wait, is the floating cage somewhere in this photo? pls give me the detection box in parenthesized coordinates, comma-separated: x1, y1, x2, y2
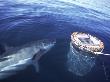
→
(71, 32, 104, 56)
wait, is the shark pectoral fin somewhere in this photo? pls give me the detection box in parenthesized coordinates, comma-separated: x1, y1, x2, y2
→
(31, 49, 46, 73)
(31, 60, 39, 72)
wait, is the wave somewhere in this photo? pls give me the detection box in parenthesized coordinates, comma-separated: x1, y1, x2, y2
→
(0, 0, 110, 39)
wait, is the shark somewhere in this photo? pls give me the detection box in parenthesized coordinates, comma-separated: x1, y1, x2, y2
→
(0, 39, 56, 79)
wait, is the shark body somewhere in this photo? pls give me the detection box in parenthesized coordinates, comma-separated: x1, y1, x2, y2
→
(0, 39, 55, 79)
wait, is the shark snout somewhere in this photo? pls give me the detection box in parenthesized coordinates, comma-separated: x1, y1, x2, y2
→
(41, 39, 56, 50)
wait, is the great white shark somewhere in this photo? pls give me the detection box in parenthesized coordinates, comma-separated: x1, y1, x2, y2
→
(0, 39, 56, 79)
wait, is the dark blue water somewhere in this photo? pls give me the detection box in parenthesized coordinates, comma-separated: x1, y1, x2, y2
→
(0, 0, 110, 82)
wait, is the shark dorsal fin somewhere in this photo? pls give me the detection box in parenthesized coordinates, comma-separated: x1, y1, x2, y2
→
(0, 43, 13, 55)
(0, 44, 6, 55)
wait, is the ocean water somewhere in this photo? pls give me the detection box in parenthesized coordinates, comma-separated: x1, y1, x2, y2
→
(0, 0, 110, 82)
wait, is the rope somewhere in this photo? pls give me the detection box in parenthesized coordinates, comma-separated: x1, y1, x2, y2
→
(94, 52, 110, 56)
